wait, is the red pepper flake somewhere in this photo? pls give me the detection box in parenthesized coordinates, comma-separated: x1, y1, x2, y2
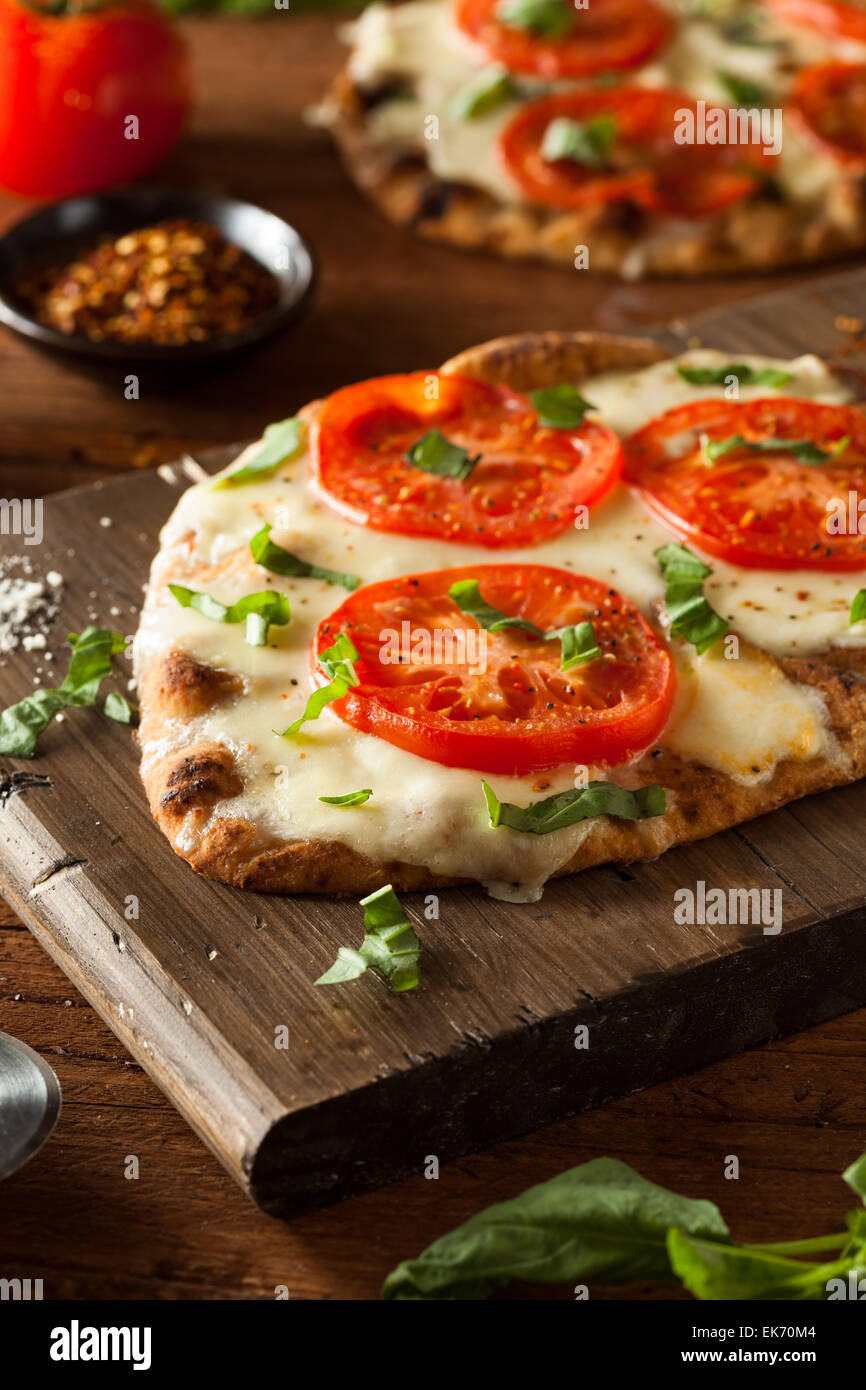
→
(15, 218, 279, 347)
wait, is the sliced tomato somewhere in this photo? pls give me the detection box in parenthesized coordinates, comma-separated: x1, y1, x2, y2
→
(454, 0, 671, 79)
(314, 565, 675, 775)
(624, 398, 866, 570)
(312, 372, 622, 548)
(768, 0, 866, 42)
(790, 62, 866, 167)
(499, 88, 774, 215)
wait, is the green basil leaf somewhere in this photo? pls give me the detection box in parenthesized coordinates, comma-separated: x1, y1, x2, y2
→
(279, 632, 359, 736)
(318, 788, 373, 807)
(540, 114, 616, 168)
(448, 578, 542, 636)
(844, 1150, 866, 1203)
(704, 433, 840, 465)
(550, 620, 601, 671)
(717, 70, 767, 105)
(405, 429, 480, 480)
(249, 523, 360, 590)
(317, 884, 421, 993)
(104, 691, 137, 724)
(676, 362, 793, 388)
(451, 64, 516, 120)
(382, 1157, 729, 1300)
(655, 542, 728, 655)
(448, 579, 601, 672)
(483, 778, 666, 835)
(668, 1229, 866, 1301)
(168, 584, 290, 646)
(850, 590, 866, 625)
(495, 0, 573, 37)
(213, 418, 305, 489)
(0, 626, 126, 758)
(530, 383, 597, 429)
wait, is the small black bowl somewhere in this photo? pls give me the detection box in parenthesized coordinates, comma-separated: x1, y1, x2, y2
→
(0, 188, 315, 365)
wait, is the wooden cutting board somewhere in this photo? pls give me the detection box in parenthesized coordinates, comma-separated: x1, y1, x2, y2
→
(4, 268, 866, 1219)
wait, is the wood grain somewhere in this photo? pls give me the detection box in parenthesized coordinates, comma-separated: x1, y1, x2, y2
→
(3, 273, 866, 1224)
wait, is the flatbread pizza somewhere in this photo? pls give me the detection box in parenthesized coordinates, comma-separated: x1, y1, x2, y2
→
(322, 0, 866, 276)
(134, 330, 866, 903)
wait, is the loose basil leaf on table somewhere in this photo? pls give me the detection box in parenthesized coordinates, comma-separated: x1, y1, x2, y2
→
(0, 626, 126, 758)
(382, 1157, 730, 1299)
(317, 884, 421, 993)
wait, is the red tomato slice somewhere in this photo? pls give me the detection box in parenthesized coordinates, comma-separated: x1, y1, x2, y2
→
(790, 62, 866, 167)
(499, 89, 773, 215)
(624, 398, 866, 570)
(314, 565, 675, 775)
(312, 372, 623, 548)
(769, 0, 866, 42)
(454, 0, 671, 79)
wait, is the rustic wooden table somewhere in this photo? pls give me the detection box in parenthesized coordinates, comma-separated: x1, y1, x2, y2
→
(0, 12, 864, 1301)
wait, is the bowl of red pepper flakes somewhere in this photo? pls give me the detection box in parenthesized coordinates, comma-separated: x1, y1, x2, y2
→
(0, 189, 315, 365)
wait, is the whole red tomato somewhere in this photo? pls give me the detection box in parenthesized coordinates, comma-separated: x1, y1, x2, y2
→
(0, 0, 191, 197)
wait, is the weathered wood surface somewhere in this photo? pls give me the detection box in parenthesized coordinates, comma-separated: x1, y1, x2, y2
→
(2, 271, 866, 1219)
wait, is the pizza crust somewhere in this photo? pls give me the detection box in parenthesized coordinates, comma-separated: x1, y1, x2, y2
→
(136, 330, 866, 895)
(328, 67, 866, 278)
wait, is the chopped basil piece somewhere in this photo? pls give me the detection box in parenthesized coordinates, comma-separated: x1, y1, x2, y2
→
(555, 620, 602, 671)
(451, 64, 516, 120)
(104, 691, 137, 724)
(676, 362, 793, 388)
(169, 584, 290, 647)
(249, 523, 360, 590)
(703, 433, 843, 465)
(531, 382, 597, 429)
(449, 579, 601, 673)
(482, 779, 666, 835)
(540, 114, 616, 168)
(405, 429, 480, 480)
(318, 788, 373, 807)
(717, 71, 767, 106)
(278, 632, 360, 736)
(495, 0, 573, 37)
(0, 626, 126, 758)
(851, 590, 866, 625)
(655, 543, 728, 655)
(316, 884, 421, 992)
(449, 578, 542, 636)
(213, 417, 305, 489)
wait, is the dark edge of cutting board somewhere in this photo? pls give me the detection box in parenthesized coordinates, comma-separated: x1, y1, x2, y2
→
(2, 268, 866, 1218)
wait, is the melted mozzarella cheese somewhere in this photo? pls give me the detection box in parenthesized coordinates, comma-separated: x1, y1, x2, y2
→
(135, 351, 856, 900)
(344, 0, 864, 208)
